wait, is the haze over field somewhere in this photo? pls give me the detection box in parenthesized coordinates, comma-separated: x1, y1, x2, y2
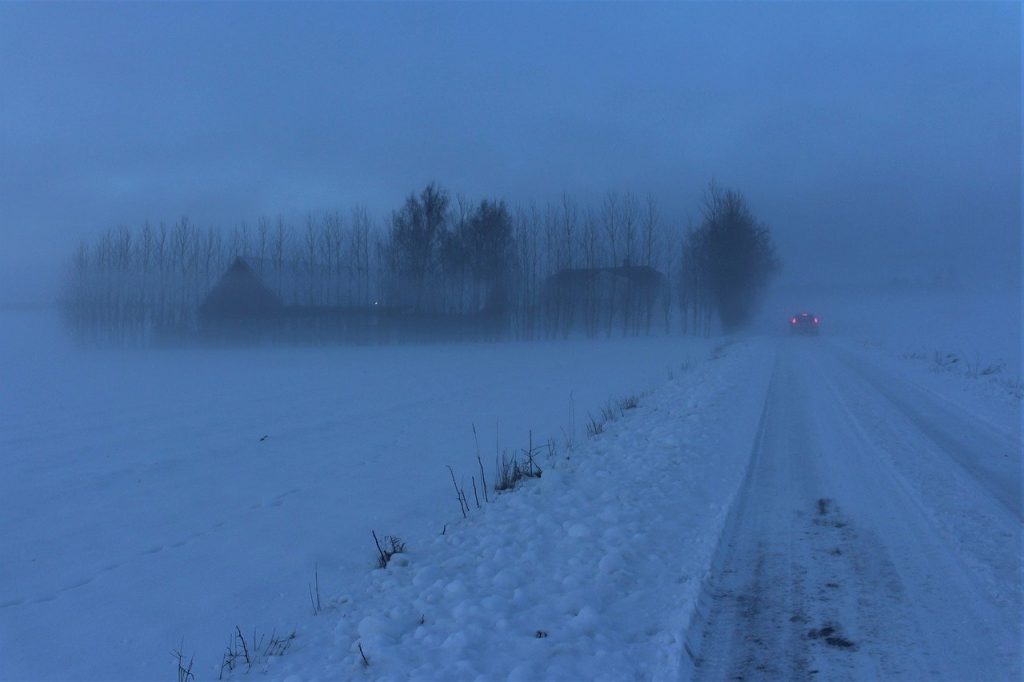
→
(1, 1, 1020, 304)
(1, 3, 1020, 681)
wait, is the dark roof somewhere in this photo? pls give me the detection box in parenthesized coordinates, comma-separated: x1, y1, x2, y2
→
(548, 265, 665, 285)
(199, 257, 282, 317)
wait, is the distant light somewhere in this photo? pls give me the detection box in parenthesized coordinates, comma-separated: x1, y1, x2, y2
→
(791, 317, 797, 324)
(813, 317, 819, 324)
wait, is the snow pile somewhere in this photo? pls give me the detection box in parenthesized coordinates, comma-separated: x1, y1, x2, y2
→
(268, 342, 775, 681)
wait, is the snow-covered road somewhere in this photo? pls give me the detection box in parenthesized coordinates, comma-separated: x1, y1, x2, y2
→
(690, 340, 1021, 680)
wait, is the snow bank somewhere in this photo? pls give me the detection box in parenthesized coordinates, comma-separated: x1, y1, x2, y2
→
(266, 342, 775, 681)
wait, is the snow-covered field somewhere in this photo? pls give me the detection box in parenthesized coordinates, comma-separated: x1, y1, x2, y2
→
(0, 310, 711, 681)
(1, 289, 1020, 681)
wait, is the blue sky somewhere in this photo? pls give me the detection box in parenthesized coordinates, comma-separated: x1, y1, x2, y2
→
(1, 1, 1019, 302)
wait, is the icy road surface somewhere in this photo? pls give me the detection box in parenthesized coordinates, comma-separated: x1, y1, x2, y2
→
(689, 341, 1021, 680)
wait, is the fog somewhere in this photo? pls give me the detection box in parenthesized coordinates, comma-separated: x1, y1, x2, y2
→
(1, 2, 1019, 306)
(2, 5, 1022, 680)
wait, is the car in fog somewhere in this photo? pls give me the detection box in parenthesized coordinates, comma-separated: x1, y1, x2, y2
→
(789, 312, 820, 335)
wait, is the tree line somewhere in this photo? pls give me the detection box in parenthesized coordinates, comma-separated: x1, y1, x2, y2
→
(60, 182, 779, 343)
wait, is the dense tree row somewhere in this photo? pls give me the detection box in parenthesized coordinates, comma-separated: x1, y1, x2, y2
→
(60, 182, 778, 343)
(680, 184, 780, 333)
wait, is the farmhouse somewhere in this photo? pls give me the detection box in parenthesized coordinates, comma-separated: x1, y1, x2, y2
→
(198, 257, 506, 343)
(199, 257, 283, 319)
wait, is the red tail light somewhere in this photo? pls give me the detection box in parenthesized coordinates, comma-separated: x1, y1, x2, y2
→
(790, 317, 797, 324)
(813, 317, 819, 324)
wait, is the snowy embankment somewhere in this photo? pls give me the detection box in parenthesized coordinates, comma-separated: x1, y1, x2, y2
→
(267, 342, 775, 681)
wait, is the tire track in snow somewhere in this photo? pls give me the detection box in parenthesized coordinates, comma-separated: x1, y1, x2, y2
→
(829, 345, 1021, 520)
(687, 340, 1021, 680)
(814, 344, 1022, 620)
(681, 350, 780, 676)
(689, 351, 872, 680)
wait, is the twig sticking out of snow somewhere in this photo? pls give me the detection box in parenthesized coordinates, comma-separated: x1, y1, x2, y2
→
(372, 530, 406, 569)
(308, 563, 322, 616)
(171, 643, 195, 682)
(358, 643, 370, 667)
(446, 465, 470, 517)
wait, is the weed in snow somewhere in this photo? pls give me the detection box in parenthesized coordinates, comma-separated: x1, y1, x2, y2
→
(494, 432, 545, 492)
(171, 644, 194, 682)
(218, 626, 295, 679)
(372, 530, 406, 569)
